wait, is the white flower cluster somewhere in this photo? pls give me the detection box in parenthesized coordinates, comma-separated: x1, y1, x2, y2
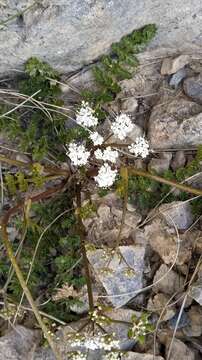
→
(67, 142, 90, 167)
(132, 319, 147, 338)
(105, 352, 121, 360)
(128, 136, 150, 158)
(68, 351, 87, 360)
(111, 113, 134, 140)
(67, 102, 150, 187)
(95, 147, 118, 164)
(76, 101, 98, 128)
(90, 131, 104, 145)
(70, 334, 119, 351)
(94, 163, 117, 188)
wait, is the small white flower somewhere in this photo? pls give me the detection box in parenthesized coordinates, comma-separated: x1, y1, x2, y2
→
(76, 101, 98, 128)
(111, 113, 134, 140)
(94, 163, 117, 188)
(67, 142, 90, 166)
(94, 147, 119, 164)
(128, 136, 150, 158)
(105, 352, 121, 360)
(90, 131, 104, 145)
(70, 351, 87, 360)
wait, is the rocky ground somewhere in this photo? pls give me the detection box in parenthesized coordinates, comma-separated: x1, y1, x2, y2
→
(0, 48, 202, 359)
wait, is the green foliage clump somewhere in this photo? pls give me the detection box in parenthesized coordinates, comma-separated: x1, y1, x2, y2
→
(82, 24, 157, 118)
(128, 146, 202, 214)
(128, 312, 154, 344)
(19, 57, 60, 101)
(0, 58, 72, 161)
(0, 192, 85, 321)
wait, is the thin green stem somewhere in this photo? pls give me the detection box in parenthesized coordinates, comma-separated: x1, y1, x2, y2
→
(76, 184, 94, 312)
(128, 167, 202, 196)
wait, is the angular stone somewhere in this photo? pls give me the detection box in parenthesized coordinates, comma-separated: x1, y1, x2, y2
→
(148, 152, 172, 174)
(165, 338, 195, 360)
(119, 353, 164, 360)
(55, 308, 139, 356)
(171, 150, 186, 171)
(148, 98, 202, 149)
(87, 246, 145, 307)
(0, 326, 39, 360)
(161, 55, 190, 75)
(183, 305, 202, 337)
(169, 68, 188, 89)
(152, 264, 184, 295)
(147, 293, 176, 321)
(183, 75, 202, 105)
(145, 219, 192, 265)
(158, 201, 193, 230)
(83, 196, 141, 247)
(189, 283, 202, 306)
(121, 97, 138, 113)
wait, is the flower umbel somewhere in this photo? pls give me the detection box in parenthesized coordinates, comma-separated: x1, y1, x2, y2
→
(90, 131, 104, 146)
(94, 147, 119, 164)
(128, 136, 150, 158)
(111, 113, 134, 140)
(67, 142, 90, 166)
(94, 163, 117, 188)
(76, 101, 98, 128)
(70, 334, 120, 351)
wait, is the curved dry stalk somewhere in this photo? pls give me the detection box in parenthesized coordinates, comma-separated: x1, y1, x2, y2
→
(0, 222, 62, 360)
(166, 255, 202, 360)
(0, 153, 69, 177)
(13, 208, 73, 323)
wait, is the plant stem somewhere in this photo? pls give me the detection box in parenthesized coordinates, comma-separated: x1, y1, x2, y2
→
(129, 168, 202, 196)
(76, 184, 94, 312)
(0, 153, 69, 176)
(1, 222, 62, 360)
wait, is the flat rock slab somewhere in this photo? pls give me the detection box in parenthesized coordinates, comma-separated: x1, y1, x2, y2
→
(87, 245, 145, 307)
(1, 0, 202, 76)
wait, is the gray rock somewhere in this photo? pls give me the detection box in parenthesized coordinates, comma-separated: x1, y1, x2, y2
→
(35, 311, 163, 360)
(83, 196, 141, 247)
(87, 245, 145, 307)
(119, 353, 164, 360)
(0, 326, 40, 360)
(169, 310, 190, 330)
(121, 97, 138, 113)
(189, 283, 202, 306)
(183, 305, 202, 337)
(55, 308, 138, 357)
(171, 150, 186, 171)
(148, 98, 202, 149)
(145, 218, 192, 265)
(147, 293, 176, 321)
(169, 68, 188, 89)
(158, 201, 193, 230)
(1, 1, 202, 76)
(183, 75, 202, 105)
(161, 55, 190, 75)
(148, 152, 172, 174)
(165, 338, 195, 360)
(152, 264, 184, 295)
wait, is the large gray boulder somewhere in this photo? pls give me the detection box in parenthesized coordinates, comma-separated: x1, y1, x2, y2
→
(0, 0, 202, 76)
(0, 326, 40, 360)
